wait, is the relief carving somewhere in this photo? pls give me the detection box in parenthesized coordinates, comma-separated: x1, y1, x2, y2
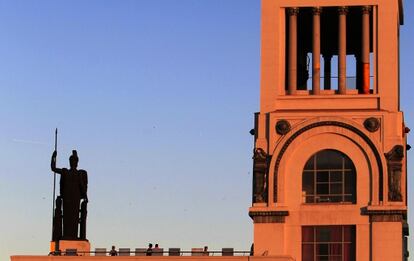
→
(385, 145, 404, 201)
(276, 120, 291, 135)
(253, 148, 269, 203)
(363, 117, 380, 132)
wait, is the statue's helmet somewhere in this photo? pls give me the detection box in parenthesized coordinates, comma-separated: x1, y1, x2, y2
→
(69, 150, 79, 168)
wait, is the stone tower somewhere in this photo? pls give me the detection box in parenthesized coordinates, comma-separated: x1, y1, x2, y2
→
(249, 0, 409, 260)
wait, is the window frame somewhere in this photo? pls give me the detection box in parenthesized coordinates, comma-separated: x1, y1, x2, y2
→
(302, 149, 356, 204)
(302, 225, 356, 261)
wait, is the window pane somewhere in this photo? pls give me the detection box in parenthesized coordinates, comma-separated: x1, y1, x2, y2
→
(317, 196, 331, 203)
(317, 171, 329, 182)
(330, 171, 342, 182)
(343, 243, 355, 261)
(330, 257, 342, 261)
(302, 227, 314, 242)
(304, 156, 315, 170)
(331, 183, 342, 194)
(316, 150, 343, 169)
(317, 244, 328, 255)
(302, 245, 314, 261)
(344, 157, 354, 169)
(343, 226, 354, 242)
(344, 195, 355, 203)
(344, 172, 356, 194)
(329, 195, 342, 203)
(330, 226, 342, 242)
(329, 243, 342, 255)
(303, 173, 315, 194)
(317, 184, 329, 195)
(316, 227, 330, 242)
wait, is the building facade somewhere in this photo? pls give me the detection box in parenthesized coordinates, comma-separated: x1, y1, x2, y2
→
(249, 0, 409, 260)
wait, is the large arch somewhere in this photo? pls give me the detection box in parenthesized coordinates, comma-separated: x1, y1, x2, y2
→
(269, 119, 385, 205)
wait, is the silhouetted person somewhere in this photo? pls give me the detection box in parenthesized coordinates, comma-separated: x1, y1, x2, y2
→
(203, 246, 209, 256)
(154, 244, 160, 250)
(146, 243, 153, 256)
(109, 246, 118, 256)
(51, 150, 88, 240)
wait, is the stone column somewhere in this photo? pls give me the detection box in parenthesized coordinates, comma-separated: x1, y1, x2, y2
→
(288, 8, 299, 95)
(338, 7, 348, 94)
(323, 55, 332, 90)
(362, 6, 371, 94)
(312, 7, 321, 94)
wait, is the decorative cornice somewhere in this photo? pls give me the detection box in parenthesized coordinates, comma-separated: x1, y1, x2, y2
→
(361, 208, 406, 222)
(249, 211, 289, 223)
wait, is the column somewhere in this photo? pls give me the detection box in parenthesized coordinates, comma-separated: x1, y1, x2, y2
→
(312, 7, 321, 94)
(362, 6, 371, 94)
(323, 55, 332, 90)
(338, 7, 348, 94)
(288, 8, 299, 95)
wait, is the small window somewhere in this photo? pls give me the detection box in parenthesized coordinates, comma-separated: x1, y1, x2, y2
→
(302, 150, 356, 203)
(302, 226, 356, 261)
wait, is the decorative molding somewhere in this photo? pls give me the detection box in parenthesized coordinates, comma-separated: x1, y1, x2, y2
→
(273, 121, 384, 203)
(361, 6, 372, 14)
(363, 117, 380, 132)
(385, 145, 404, 201)
(312, 7, 322, 15)
(249, 211, 289, 223)
(361, 208, 406, 222)
(276, 120, 291, 135)
(287, 7, 299, 16)
(338, 6, 349, 15)
(252, 148, 269, 204)
(385, 145, 404, 161)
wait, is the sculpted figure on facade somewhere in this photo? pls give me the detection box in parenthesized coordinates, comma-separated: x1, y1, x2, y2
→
(385, 145, 404, 202)
(253, 148, 269, 203)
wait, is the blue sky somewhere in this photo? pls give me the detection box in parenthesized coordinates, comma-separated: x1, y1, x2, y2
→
(0, 1, 413, 260)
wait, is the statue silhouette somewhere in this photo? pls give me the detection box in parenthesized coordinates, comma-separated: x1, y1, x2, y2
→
(51, 150, 88, 240)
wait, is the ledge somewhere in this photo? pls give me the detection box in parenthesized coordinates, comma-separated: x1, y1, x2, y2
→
(248, 211, 289, 224)
(274, 94, 380, 111)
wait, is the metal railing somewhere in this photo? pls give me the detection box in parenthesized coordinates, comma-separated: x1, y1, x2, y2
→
(48, 249, 252, 257)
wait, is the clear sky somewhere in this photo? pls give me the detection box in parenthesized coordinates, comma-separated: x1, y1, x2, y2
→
(0, 1, 413, 260)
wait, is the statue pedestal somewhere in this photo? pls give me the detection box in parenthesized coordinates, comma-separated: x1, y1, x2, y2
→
(50, 240, 90, 256)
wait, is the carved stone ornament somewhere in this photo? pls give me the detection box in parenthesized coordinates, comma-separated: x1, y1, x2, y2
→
(364, 117, 380, 132)
(338, 6, 349, 15)
(249, 211, 289, 223)
(361, 207, 406, 222)
(361, 6, 372, 14)
(287, 7, 299, 16)
(385, 145, 404, 201)
(252, 148, 269, 203)
(312, 7, 322, 15)
(276, 120, 291, 135)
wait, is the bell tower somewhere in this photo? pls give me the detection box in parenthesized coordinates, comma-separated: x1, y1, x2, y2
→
(249, 0, 408, 260)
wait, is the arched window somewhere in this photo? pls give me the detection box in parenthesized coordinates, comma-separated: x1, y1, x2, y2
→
(302, 150, 356, 203)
